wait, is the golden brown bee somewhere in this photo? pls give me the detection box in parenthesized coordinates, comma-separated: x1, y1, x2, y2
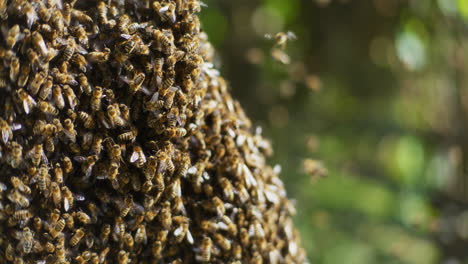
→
(75, 211, 91, 225)
(130, 146, 146, 168)
(118, 127, 137, 142)
(151, 241, 163, 260)
(117, 14, 130, 33)
(62, 84, 78, 110)
(100, 224, 111, 245)
(77, 111, 94, 129)
(19, 227, 34, 254)
(265, 31, 297, 49)
(159, 202, 172, 230)
(134, 224, 147, 244)
(50, 181, 61, 206)
(37, 100, 59, 115)
(62, 156, 73, 175)
(0, 118, 21, 144)
(197, 236, 212, 262)
(117, 250, 129, 264)
(78, 73, 92, 95)
(44, 241, 55, 253)
(63, 213, 75, 230)
(119, 194, 133, 217)
(29, 71, 47, 96)
(218, 177, 234, 202)
(107, 104, 126, 127)
(6, 24, 21, 49)
(71, 9, 93, 24)
(50, 218, 65, 239)
(16, 88, 36, 114)
(9, 56, 20, 83)
(153, 2, 176, 24)
(31, 31, 48, 57)
(29, 143, 46, 167)
(164, 127, 187, 138)
(128, 72, 145, 94)
(302, 158, 328, 181)
(69, 228, 85, 247)
(36, 164, 50, 192)
(87, 48, 110, 63)
(38, 76, 53, 100)
(62, 186, 74, 211)
(5, 243, 14, 261)
(63, 118, 77, 143)
(152, 29, 173, 54)
(13, 209, 32, 221)
(11, 176, 31, 194)
(91, 86, 103, 112)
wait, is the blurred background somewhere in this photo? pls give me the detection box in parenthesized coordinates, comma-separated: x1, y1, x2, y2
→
(199, 0, 468, 263)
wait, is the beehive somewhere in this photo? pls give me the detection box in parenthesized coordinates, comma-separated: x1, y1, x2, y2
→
(0, 0, 306, 263)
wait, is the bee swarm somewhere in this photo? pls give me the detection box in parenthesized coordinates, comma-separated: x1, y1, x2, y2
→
(0, 0, 305, 263)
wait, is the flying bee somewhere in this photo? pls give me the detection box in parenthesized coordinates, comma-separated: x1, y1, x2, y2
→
(62, 85, 78, 110)
(7, 190, 29, 208)
(9, 56, 20, 83)
(38, 76, 53, 100)
(62, 118, 77, 143)
(118, 127, 137, 142)
(29, 71, 47, 96)
(265, 31, 297, 49)
(91, 86, 103, 112)
(302, 159, 328, 182)
(6, 24, 21, 49)
(31, 31, 48, 57)
(69, 228, 85, 247)
(28, 143, 47, 167)
(87, 48, 110, 63)
(50, 182, 61, 206)
(0, 118, 21, 144)
(130, 146, 146, 168)
(37, 100, 58, 115)
(11, 176, 31, 194)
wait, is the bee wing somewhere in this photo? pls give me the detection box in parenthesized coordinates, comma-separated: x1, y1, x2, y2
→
(63, 198, 70, 211)
(2, 129, 9, 143)
(287, 31, 297, 40)
(129, 151, 139, 163)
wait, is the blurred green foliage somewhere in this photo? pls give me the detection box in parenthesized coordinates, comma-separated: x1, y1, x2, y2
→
(200, 0, 468, 263)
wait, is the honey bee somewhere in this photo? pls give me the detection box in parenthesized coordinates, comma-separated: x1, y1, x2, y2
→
(214, 233, 231, 251)
(151, 241, 163, 260)
(62, 186, 74, 211)
(44, 241, 55, 253)
(13, 209, 32, 221)
(77, 155, 98, 178)
(163, 127, 187, 138)
(62, 156, 73, 174)
(50, 181, 61, 206)
(265, 31, 297, 49)
(143, 155, 157, 181)
(119, 194, 133, 217)
(153, 2, 176, 24)
(62, 85, 78, 110)
(6, 24, 21, 49)
(0, 118, 21, 144)
(152, 29, 173, 54)
(100, 224, 111, 245)
(302, 159, 328, 181)
(16, 88, 36, 114)
(77, 111, 94, 129)
(91, 86, 103, 112)
(63, 118, 77, 143)
(37, 100, 59, 115)
(49, 218, 65, 238)
(36, 164, 50, 192)
(77, 73, 92, 95)
(19, 227, 34, 254)
(196, 236, 212, 262)
(117, 250, 129, 264)
(38, 76, 53, 100)
(107, 104, 126, 127)
(5, 243, 14, 261)
(97, 2, 108, 24)
(63, 212, 74, 230)
(69, 228, 85, 247)
(117, 14, 130, 33)
(127, 72, 145, 94)
(118, 127, 137, 142)
(71, 9, 93, 24)
(130, 146, 146, 168)
(75, 211, 91, 225)
(9, 56, 20, 83)
(87, 48, 110, 63)
(28, 71, 47, 96)
(10, 176, 30, 195)
(32, 31, 48, 57)
(218, 177, 234, 202)
(29, 143, 47, 167)
(159, 202, 172, 230)
(134, 224, 147, 244)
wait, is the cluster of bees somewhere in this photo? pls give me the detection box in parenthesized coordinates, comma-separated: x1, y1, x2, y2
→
(0, 0, 305, 263)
